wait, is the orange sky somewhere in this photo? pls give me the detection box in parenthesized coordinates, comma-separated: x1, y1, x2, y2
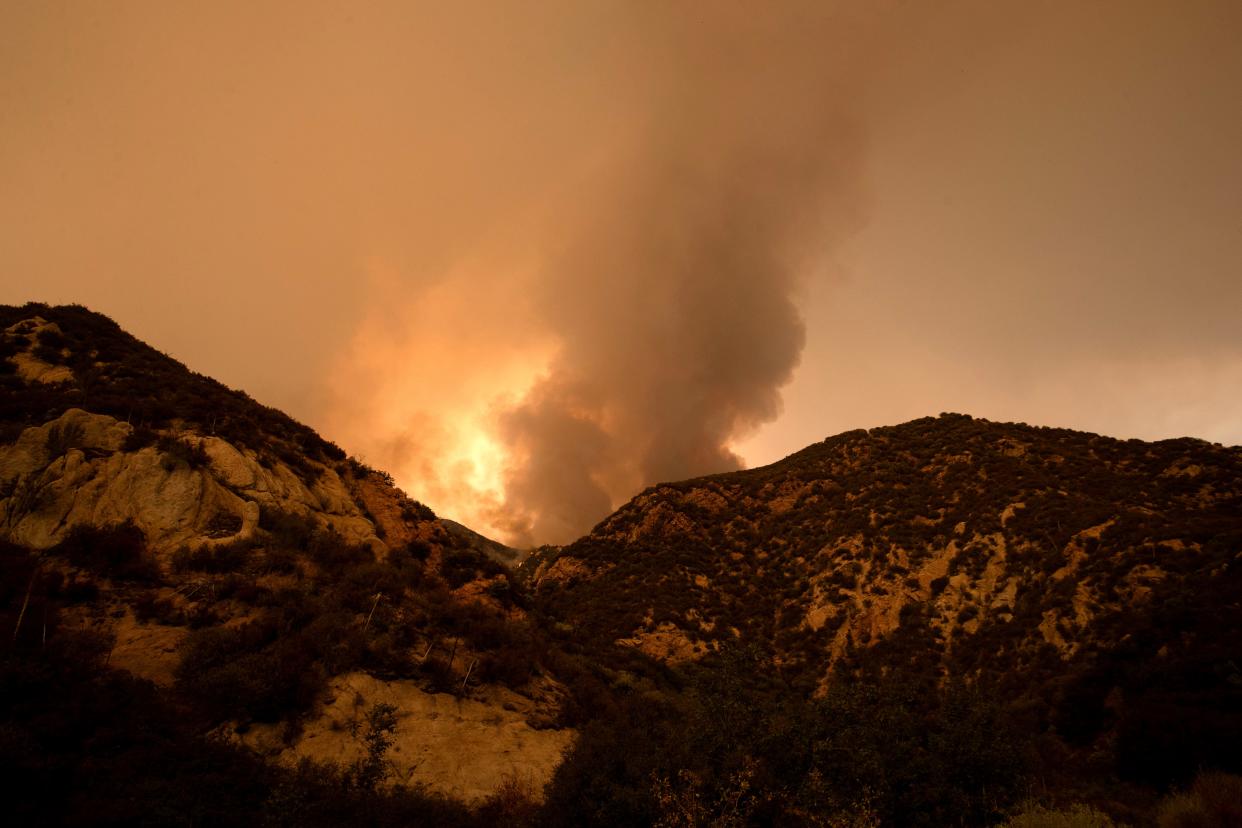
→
(3, 2, 1240, 544)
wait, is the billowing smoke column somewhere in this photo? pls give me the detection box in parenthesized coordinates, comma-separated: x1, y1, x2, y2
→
(309, 4, 899, 547)
(495, 7, 871, 545)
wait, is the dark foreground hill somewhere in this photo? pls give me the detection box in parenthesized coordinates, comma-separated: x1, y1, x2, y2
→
(2, 302, 1239, 826)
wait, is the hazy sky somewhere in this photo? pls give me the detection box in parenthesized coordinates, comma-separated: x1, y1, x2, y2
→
(3, 2, 1240, 544)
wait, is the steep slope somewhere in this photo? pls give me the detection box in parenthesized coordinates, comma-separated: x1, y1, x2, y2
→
(532, 413, 1242, 784)
(443, 518, 527, 568)
(0, 303, 573, 808)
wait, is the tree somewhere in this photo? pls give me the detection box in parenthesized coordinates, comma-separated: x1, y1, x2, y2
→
(346, 702, 399, 792)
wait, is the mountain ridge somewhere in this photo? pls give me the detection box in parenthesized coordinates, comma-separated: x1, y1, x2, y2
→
(3, 302, 1240, 825)
(529, 410, 1242, 790)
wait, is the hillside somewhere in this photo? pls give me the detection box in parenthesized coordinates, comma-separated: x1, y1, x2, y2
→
(3, 303, 1240, 826)
(0, 303, 586, 823)
(531, 413, 1242, 807)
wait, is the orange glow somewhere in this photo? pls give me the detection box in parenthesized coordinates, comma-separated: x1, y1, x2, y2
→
(322, 255, 555, 543)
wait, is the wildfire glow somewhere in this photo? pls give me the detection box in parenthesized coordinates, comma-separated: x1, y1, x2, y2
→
(320, 256, 554, 544)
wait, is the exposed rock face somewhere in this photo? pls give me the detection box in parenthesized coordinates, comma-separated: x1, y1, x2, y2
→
(237, 672, 573, 802)
(0, 408, 384, 554)
(616, 621, 709, 664)
(4, 316, 75, 384)
(531, 554, 600, 588)
(105, 610, 187, 687)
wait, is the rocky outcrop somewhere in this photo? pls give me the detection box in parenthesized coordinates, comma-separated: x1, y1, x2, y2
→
(3, 316, 75, 384)
(236, 671, 574, 802)
(531, 554, 603, 588)
(0, 408, 384, 554)
(616, 621, 709, 664)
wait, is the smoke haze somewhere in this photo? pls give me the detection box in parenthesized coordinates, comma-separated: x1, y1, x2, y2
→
(3, 2, 1241, 545)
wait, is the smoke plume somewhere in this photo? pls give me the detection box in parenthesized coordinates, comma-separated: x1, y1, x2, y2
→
(491, 7, 879, 544)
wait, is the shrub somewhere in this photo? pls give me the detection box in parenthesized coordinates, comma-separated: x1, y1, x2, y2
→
(58, 574, 100, 603)
(259, 545, 300, 575)
(216, 574, 269, 604)
(261, 507, 318, 550)
(46, 420, 86, 460)
(405, 540, 432, 561)
(157, 434, 210, 470)
(122, 424, 158, 451)
(475, 775, 541, 827)
(171, 539, 252, 574)
(133, 591, 178, 624)
(1156, 772, 1242, 828)
(344, 702, 399, 792)
(400, 500, 436, 522)
(204, 510, 243, 539)
(1001, 803, 1117, 827)
(306, 532, 374, 573)
(419, 655, 459, 694)
(479, 647, 535, 688)
(51, 521, 160, 582)
(175, 622, 325, 723)
(440, 548, 504, 590)
(36, 327, 66, 350)
(33, 329, 68, 364)
(269, 441, 324, 484)
(441, 550, 483, 589)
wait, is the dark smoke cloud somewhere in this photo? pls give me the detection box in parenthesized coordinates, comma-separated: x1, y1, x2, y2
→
(495, 7, 878, 544)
